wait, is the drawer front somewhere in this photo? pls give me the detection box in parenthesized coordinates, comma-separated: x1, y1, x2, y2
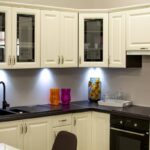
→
(52, 115, 72, 127)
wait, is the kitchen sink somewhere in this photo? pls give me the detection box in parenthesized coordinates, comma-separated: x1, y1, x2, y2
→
(0, 109, 15, 115)
(9, 108, 29, 114)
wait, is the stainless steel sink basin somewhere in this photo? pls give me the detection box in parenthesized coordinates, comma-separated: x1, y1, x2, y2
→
(9, 108, 29, 114)
(0, 109, 15, 115)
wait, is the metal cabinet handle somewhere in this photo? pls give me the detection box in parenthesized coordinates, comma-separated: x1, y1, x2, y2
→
(12, 56, 15, 65)
(58, 56, 60, 64)
(140, 47, 148, 50)
(24, 123, 27, 134)
(8, 56, 11, 65)
(74, 118, 76, 126)
(59, 119, 67, 122)
(20, 124, 23, 134)
(61, 56, 64, 64)
(79, 56, 81, 64)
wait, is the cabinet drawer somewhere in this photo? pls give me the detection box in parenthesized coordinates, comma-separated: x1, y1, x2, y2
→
(52, 115, 72, 127)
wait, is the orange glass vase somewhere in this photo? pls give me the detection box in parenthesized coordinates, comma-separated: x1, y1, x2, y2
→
(50, 88, 60, 105)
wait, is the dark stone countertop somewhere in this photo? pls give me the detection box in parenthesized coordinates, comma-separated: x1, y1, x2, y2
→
(0, 101, 150, 122)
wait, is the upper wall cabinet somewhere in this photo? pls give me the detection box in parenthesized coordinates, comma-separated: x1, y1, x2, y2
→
(41, 10, 78, 68)
(79, 13, 108, 67)
(109, 12, 126, 68)
(0, 7, 40, 69)
(12, 8, 40, 68)
(0, 6, 11, 69)
(126, 8, 150, 51)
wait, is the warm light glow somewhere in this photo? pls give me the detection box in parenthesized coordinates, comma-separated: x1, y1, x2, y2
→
(0, 70, 8, 83)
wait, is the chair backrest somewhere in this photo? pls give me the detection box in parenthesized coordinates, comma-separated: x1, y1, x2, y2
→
(52, 131, 77, 150)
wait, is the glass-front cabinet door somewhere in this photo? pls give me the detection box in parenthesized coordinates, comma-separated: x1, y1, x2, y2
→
(0, 6, 11, 68)
(79, 13, 108, 67)
(12, 8, 40, 68)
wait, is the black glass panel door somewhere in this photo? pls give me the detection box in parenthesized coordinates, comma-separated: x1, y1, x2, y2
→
(0, 13, 5, 62)
(17, 14, 35, 62)
(84, 19, 103, 62)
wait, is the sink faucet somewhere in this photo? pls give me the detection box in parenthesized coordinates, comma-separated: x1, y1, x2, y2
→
(0, 81, 10, 109)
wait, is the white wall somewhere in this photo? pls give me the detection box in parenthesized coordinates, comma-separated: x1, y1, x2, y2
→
(0, 56, 150, 107)
(0, 0, 150, 108)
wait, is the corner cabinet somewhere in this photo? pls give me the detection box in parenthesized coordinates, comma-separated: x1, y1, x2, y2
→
(91, 112, 110, 150)
(109, 12, 126, 68)
(0, 6, 40, 69)
(126, 8, 150, 50)
(79, 13, 108, 67)
(41, 10, 78, 68)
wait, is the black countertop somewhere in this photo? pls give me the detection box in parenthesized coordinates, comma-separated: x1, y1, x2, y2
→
(0, 101, 150, 122)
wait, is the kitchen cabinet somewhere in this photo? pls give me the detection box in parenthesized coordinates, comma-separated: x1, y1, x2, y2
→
(50, 114, 72, 149)
(91, 112, 110, 150)
(109, 12, 126, 68)
(0, 7, 40, 69)
(0, 6, 11, 69)
(126, 8, 150, 51)
(0, 120, 23, 149)
(41, 10, 78, 68)
(12, 7, 40, 68)
(79, 13, 108, 67)
(72, 112, 92, 150)
(0, 118, 49, 150)
(23, 117, 49, 150)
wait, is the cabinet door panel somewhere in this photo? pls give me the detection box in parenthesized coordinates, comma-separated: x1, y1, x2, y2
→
(72, 112, 91, 150)
(41, 11, 60, 68)
(91, 112, 110, 150)
(0, 6, 11, 69)
(24, 118, 49, 150)
(109, 12, 126, 68)
(0, 121, 23, 149)
(12, 8, 40, 68)
(126, 8, 150, 50)
(79, 13, 108, 67)
(60, 12, 78, 67)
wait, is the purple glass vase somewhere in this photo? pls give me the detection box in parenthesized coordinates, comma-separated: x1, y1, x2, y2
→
(61, 88, 71, 105)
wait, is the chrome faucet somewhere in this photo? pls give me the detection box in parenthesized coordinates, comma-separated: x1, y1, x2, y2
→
(0, 81, 10, 109)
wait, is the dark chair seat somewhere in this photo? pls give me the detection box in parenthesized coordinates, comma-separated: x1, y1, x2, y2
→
(52, 131, 77, 150)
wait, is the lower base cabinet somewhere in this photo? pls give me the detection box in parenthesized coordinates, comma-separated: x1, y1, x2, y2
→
(91, 112, 110, 150)
(23, 118, 49, 150)
(50, 114, 73, 149)
(0, 118, 49, 150)
(0, 111, 110, 150)
(0, 121, 23, 149)
(72, 112, 92, 150)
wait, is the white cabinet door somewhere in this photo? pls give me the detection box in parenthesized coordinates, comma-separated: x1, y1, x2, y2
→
(0, 121, 23, 149)
(72, 112, 92, 150)
(126, 8, 150, 50)
(24, 118, 49, 150)
(0, 6, 11, 69)
(79, 13, 108, 67)
(12, 8, 40, 68)
(60, 12, 78, 67)
(41, 10, 60, 68)
(91, 112, 110, 150)
(109, 12, 126, 68)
